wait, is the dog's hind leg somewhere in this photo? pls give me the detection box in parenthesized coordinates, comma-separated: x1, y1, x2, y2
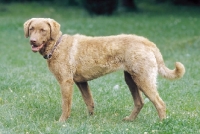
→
(76, 82, 94, 115)
(123, 71, 144, 121)
(133, 72, 166, 121)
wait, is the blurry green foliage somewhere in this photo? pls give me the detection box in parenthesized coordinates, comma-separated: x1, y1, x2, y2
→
(82, 0, 118, 15)
(156, 0, 200, 5)
(0, 0, 199, 15)
(0, 0, 80, 6)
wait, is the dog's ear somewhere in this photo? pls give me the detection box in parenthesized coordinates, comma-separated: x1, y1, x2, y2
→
(47, 18, 60, 40)
(24, 18, 35, 38)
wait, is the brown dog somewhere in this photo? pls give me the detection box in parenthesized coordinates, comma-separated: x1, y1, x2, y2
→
(24, 18, 185, 122)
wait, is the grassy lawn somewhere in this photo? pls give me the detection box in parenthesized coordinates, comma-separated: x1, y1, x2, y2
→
(0, 2, 200, 134)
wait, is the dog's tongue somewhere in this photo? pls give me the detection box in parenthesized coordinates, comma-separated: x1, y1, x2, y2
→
(31, 44, 44, 52)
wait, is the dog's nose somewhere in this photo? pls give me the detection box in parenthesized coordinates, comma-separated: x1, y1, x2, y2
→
(30, 38, 36, 44)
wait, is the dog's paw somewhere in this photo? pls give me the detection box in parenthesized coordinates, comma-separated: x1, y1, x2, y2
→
(59, 115, 70, 122)
(59, 117, 66, 122)
(123, 116, 133, 122)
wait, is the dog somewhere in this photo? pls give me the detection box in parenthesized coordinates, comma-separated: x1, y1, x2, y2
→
(24, 18, 185, 122)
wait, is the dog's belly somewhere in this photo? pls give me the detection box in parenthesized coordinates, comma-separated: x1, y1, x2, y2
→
(73, 63, 124, 82)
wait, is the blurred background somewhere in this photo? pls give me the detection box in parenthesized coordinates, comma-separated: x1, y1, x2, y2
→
(0, 0, 200, 15)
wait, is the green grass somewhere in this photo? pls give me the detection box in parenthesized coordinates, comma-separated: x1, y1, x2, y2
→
(0, 2, 200, 134)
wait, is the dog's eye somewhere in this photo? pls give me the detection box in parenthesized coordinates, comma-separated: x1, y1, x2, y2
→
(40, 29, 46, 32)
(29, 27, 34, 31)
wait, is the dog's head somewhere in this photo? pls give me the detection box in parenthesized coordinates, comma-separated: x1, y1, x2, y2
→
(24, 18, 60, 52)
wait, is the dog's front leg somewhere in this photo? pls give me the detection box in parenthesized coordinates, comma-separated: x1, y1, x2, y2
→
(58, 79, 74, 122)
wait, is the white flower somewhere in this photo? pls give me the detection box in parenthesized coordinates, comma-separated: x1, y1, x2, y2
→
(113, 84, 120, 90)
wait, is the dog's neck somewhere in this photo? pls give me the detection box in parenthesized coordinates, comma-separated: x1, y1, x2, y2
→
(39, 32, 62, 59)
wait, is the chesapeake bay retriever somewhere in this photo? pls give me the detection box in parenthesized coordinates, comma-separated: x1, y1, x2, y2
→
(24, 18, 185, 122)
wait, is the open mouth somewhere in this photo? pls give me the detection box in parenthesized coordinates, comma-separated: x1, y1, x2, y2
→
(31, 44, 44, 52)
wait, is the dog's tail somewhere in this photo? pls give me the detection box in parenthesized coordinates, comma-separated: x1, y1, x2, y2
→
(153, 46, 185, 80)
